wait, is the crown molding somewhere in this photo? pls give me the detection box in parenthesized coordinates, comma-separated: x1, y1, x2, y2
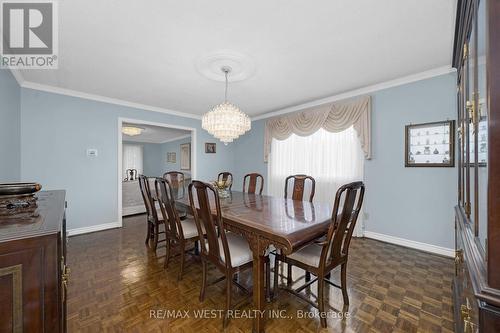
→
(251, 65, 457, 121)
(20, 81, 202, 120)
(9, 68, 24, 86)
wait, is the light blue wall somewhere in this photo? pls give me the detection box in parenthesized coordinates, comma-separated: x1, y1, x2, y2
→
(161, 136, 192, 177)
(233, 119, 267, 192)
(20, 88, 235, 230)
(233, 73, 457, 249)
(0, 69, 21, 181)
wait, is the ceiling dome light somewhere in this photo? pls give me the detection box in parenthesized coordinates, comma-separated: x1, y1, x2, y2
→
(122, 126, 144, 136)
(202, 67, 251, 145)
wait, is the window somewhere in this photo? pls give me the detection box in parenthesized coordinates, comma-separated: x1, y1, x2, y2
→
(268, 127, 364, 235)
(122, 144, 143, 178)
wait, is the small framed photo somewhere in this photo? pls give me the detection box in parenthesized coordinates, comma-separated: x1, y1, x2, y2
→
(166, 152, 176, 163)
(205, 142, 216, 154)
(405, 120, 455, 167)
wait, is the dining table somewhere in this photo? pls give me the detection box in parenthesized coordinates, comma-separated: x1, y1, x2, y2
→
(175, 190, 333, 333)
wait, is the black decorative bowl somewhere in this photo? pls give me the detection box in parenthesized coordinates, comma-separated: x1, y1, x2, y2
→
(0, 183, 42, 196)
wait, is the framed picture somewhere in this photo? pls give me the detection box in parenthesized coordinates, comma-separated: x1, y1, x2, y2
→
(166, 152, 176, 163)
(205, 142, 216, 154)
(405, 120, 455, 167)
(180, 143, 191, 170)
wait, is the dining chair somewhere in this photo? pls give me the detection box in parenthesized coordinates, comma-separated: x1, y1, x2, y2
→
(155, 177, 204, 280)
(188, 180, 253, 328)
(138, 175, 165, 251)
(217, 172, 233, 190)
(243, 173, 264, 194)
(274, 181, 365, 328)
(163, 171, 188, 220)
(284, 174, 316, 202)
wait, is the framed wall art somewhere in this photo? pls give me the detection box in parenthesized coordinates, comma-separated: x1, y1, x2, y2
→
(180, 143, 191, 170)
(405, 120, 455, 167)
(166, 152, 176, 163)
(205, 142, 216, 154)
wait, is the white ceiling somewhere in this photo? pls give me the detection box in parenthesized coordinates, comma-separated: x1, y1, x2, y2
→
(122, 123, 190, 144)
(19, 0, 457, 118)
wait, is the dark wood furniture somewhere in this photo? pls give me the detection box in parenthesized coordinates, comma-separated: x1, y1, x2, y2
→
(0, 190, 67, 332)
(163, 171, 188, 219)
(217, 172, 233, 190)
(155, 178, 203, 280)
(453, 0, 500, 331)
(284, 174, 316, 202)
(275, 182, 364, 328)
(176, 191, 333, 332)
(138, 175, 165, 250)
(243, 173, 264, 195)
(188, 181, 253, 328)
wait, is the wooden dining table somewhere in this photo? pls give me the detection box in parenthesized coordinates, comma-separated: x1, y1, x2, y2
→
(175, 191, 333, 333)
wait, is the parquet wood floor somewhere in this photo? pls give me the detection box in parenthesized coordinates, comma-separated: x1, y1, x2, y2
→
(67, 214, 455, 332)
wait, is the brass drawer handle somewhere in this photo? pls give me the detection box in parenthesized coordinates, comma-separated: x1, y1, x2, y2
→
(61, 265, 70, 302)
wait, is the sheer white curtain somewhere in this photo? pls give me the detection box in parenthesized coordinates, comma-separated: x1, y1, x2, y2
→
(122, 144, 143, 179)
(268, 126, 365, 236)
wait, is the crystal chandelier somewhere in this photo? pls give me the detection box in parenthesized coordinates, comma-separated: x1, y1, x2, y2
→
(202, 67, 251, 145)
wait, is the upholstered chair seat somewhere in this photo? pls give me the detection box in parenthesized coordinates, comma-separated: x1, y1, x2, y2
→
(287, 243, 323, 267)
(219, 232, 253, 267)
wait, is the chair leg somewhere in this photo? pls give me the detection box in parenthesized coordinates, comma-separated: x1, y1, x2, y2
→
(318, 275, 327, 328)
(164, 239, 171, 268)
(265, 258, 271, 302)
(145, 221, 150, 245)
(305, 271, 311, 282)
(152, 223, 159, 250)
(341, 263, 349, 306)
(223, 273, 232, 328)
(194, 240, 199, 255)
(178, 241, 186, 281)
(273, 254, 279, 298)
(287, 262, 292, 287)
(199, 260, 207, 302)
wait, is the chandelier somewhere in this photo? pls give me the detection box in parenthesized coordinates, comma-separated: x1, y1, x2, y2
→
(122, 126, 144, 136)
(202, 67, 251, 145)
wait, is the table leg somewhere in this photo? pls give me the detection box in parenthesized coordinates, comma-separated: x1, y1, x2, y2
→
(252, 250, 266, 333)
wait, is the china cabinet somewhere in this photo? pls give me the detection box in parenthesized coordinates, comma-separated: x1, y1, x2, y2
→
(452, 0, 500, 331)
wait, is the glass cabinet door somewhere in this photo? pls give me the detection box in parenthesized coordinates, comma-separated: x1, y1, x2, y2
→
(476, 0, 488, 252)
(465, 12, 476, 225)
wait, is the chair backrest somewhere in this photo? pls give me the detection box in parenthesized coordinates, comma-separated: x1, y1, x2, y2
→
(243, 173, 264, 194)
(321, 181, 365, 266)
(163, 171, 186, 198)
(284, 174, 316, 202)
(138, 175, 158, 222)
(217, 172, 233, 190)
(188, 180, 232, 268)
(155, 177, 183, 239)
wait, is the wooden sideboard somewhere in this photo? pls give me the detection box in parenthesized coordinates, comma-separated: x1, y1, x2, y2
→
(452, 0, 500, 332)
(0, 190, 67, 333)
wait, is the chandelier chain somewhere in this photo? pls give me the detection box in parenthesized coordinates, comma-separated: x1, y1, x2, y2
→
(224, 68, 228, 102)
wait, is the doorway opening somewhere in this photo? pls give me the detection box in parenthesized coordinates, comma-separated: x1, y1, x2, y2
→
(117, 118, 196, 226)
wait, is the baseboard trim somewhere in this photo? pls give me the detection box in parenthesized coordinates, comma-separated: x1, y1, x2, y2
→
(122, 205, 145, 216)
(68, 222, 121, 236)
(363, 231, 454, 258)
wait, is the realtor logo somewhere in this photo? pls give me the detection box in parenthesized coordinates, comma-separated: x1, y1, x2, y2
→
(1, 0, 58, 68)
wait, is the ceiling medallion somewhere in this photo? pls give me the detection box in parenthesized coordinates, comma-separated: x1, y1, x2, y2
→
(195, 50, 256, 82)
(202, 66, 251, 145)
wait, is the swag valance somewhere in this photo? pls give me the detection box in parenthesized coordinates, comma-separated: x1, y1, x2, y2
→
(264, 96, 371, 162)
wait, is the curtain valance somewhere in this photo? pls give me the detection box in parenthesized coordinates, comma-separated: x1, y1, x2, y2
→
(264, 96, 371, 162)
